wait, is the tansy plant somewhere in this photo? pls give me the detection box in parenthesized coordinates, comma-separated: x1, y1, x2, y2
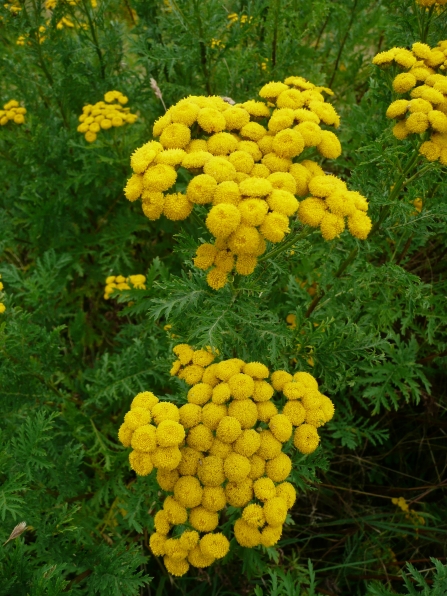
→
(77, 90, 138, 143)
(124, 76, 372, 290)
(118, 344, 334, 577)
(104, 274, 146, 300)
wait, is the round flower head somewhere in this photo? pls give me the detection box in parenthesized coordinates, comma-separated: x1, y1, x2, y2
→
(242, 503, 265, 528)
(130, 141, 160, 174)
(267, 190, 299, 217)
(269, 414, 293, 442)
(258, 134, 275, 155)
(257, 401, 278, 424)
(238, 198, 269, 226)
(393, 73, 417, 94)
(224, 452, 251, 482)
(216, 359, 244, 381)
(156, 468, 179, 491)
(124, 173, 144, 202)
(164, 537, 189, 561)
(207, 268, 229, 291)
(178, 530, 200, 552)
(187, 174, 217, 205)
(124, 407, 151, 431)
(209, 437, 233, 459)
(152, 446, 182, 470)
(187, 424, 214, 451)
(317, 130, 342, 159)
(238, 140, 263, 162)
(153, 112, 172, 137)
(228, 224, 261, 255)
(163, 496, 188, 525)
(206, 203, 241, 238)
(174, 475, 203, 508)
(308, 101, 339, 126)
(268, 108, 295, 132)
(262, 152, 293, 174)
(182, 150, 213, 169)
(283, 400, 306, 426)
(160, 123, 191, 149)
(240, 122, 268, 142)
(224, 106, 250, 130)
(235, 254, 257, 275)
(288, 163, 310, 196)
(297, 197, 327, 227)
(156, 420, 185, 447)
(188, 545, 215, 569)
(266, 452, 292, 483)
(164, 556, 189, 577)
(204, 156, 237, 183)
(173, 343, 194, 364)
(260, 212, 289, 243)
(193, 348, 216, 367)
(272, 128, 305, 158)
(151, 402, 180, 424)
(242, 362, 269, 379)
(386, 99, 409, 119)
(225, 478, 254, 507)
(268, 171, 297, 194)
(294, 424, 320, 454)
(129, 450, 153, 476)
(239, 177, 273, 197)
(201, 363, 220, 388)
(295, 121, 322, 146)
(419, 141, 441, 162)
(412, 42, 431, 60)
(406, 112, 429, 133)
(252, 380, 275, 403)
(294, 108, 320, 124)
(228, 373, 255, 399)
(216, 416, 242, 443)
(131, 424, 157, 452)
(143, 164, 177, 192)
(187, 383, 213, 405)
(257, 429, 283, 459)
(260, 81, 289, 100)
(118, 423, 133, 447)
(264, 497, 288, 527)
(271, 370, 293, 391)
(206, 132, 238, 156)
(163, 193, 193, 221)
(305, 408, 326, 427)
(200, 533, 229, 560)
(177, 446, 202, 476)
(276, 481, 297, 509)
(179, 403, 202, 428)
(170, 100, 200, 126)
(242, 99, 271, 118)
(202, 403, 227, 430)
(130, 391, 159, 410)
(309, 175, 344, 197)
(189, 506, 219, 532)
(202, 486, 227, 512)
(233, 429, 261, 457)
(154, 510, 171, 535)
(194, 243, 218, 270)
(213, 250, 234, 273)
(253, 477, 277, 502)
(347, 211, 372, 239)
(179, 364, 204, 385)
(213, 180, 241, 206)
(428, 111, 447, 133)
(320, 211, 344, 240)
(197, 107, 226, 133)
(249, 454, 266, 480)
(150, 532, 167, 556)
(228, 399, 258, 429)
(260, 524, 283, 547)
(211, 382, 231, 405)
(276, 88, 304, 109)
(234, 518, 262, 547)
(320, 395, 335, 422)
(197, 455, 225, 487)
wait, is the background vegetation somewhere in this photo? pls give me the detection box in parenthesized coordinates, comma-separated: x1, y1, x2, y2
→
(0, 0, 446, 594)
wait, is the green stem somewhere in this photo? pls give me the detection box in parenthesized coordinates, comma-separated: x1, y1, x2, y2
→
(328, 0, 358, 88)
(271, 0, 281, 69)
(192, 0, 211, 94)
(81, 0, 106, 79)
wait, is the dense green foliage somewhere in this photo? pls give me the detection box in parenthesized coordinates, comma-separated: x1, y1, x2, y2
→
(0, 0, 446, 594)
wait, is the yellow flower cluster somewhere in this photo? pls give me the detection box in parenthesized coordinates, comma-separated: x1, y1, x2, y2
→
(118, 343, 335, 577)
(373, 41, 447, 165)
(104, 274, 146, 300)
(227, 13, 253, 25)
(416, 0, 447, 6)
(0, 275, 5, 314)
(124, 77, 372, 290)
(77, 91, 137, 143)
(0, 100, 26, 126)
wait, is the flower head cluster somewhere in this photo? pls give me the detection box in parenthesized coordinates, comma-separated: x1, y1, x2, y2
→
(373, 40, 447, 165)
(0, 275, 5, 314)
(0, 100, 26, 126)
(77, 91, 137, 143)
(118, 343, 335, 577)
(125, 77, 372, 290)
(104, 274, 146, 300)
(416, 0, 447, 7)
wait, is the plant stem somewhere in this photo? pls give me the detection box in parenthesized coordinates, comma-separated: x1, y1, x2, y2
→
(328, 0, 358, 88)
(192, 0, 211, 94)
(81, 0, 106, 79)
(271, 0, 281, 69)
(258, 227, 311, 263)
